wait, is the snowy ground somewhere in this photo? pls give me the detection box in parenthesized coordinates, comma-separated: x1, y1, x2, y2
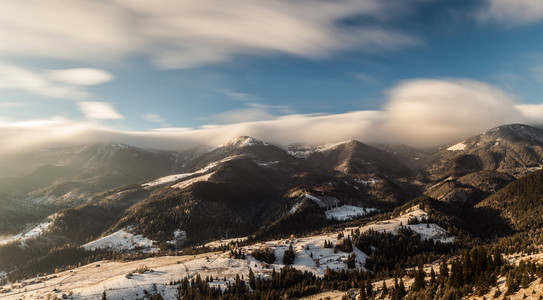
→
(83, 229, 158, 252)
(0, 206, 453, 299)
(142, 161, 217, 188)
(325, 205, 377, 221)
(342, 205, 454, 243)
(0, 219, 52, 246)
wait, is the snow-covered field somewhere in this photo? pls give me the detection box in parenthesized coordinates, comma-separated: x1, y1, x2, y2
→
(343, 205, 454, 243)
(325, 205, 377, 221)
(0, 206, 453, 299)
(83, 229, 158, 252)
(0, 219, 52, 246)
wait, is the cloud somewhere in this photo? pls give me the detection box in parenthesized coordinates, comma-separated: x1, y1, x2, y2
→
(223, 90, 264, 101)
(143, 113, 171, 127)
(48, 68, 114, 86)
(0, 63, 112, 100)
(78, 102, 124, 120)
(1, 78, 542, 153)
(516, 103, 543, 125)
(478, 0, 543, 25)
(0, 0, 420, 68)
(382, 79, 524, 145)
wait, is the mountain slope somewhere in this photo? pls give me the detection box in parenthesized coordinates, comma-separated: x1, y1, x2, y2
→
(476, 169, 543, 232)
(427, 124, 543, 180)
(307, 140, 413, 177)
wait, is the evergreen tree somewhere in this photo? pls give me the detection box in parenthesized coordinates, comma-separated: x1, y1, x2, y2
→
(380, 280, 388, 299)
(359, 280, 367, 300)
(102, 291, 107, 300)
(412, 263, 426, 291)
(366, 280, 373, 298)
(248, 268, 256, 289)
(283, 245, 295, 265)
(347, 253, 356, 269)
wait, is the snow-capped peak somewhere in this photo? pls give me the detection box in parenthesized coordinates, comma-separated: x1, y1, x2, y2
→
(220, 136, 269, 148)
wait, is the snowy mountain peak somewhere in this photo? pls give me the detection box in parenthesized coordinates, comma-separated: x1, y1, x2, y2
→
(220, 136, 269, 148)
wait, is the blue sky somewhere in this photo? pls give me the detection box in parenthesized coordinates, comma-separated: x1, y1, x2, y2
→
(0, 0, 543, 149)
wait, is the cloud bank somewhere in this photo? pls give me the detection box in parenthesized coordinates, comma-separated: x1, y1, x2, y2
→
(0, 78, 539, 153)
(0, 0, 419, 69)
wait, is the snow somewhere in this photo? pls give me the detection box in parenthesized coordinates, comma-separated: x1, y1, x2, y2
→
(0, 206, 454, 299)
(204, 237, 248, 248)
(0, 219, 52, 246)
(285, 145, 317, 159)
(325, 205, 376, 221)
(316, 140, 354, 152)
(343, 206, 454, 243)
(219, 136, 269, 148)
(142, 173, 193, 187)
(167, 229, 187, 245)
(171, 172, 215, 189)
(353, 177, 380, 186)
(285, 140, 354, 158)
(447, 142, 467, 151)
(142, 161, 217, 187)
(290, 202, 302, 214)
(83, 229, 158, 252)
(255, 160, 279, 167)
(305, 194, 325, 207)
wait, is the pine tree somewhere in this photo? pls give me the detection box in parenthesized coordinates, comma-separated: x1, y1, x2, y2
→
(366, 280, 373, 298)
(347, 253, 356, 269)
(102, 291, 107, 300)
(430, 268, 436, 285)
(248, 268, 256, 289)
(398, 278, 407, 299)
(412, 263, 426, 291)
(359, 280, 367, 300)
(380, 280, 388, 299)
(283, 245, 295, 265)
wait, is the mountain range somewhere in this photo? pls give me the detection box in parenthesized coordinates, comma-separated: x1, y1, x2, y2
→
(3, 124, 543, 299)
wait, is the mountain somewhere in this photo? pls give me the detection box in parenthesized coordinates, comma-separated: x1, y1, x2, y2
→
(21, 136, 420, 250)
(0, 144, 205, 234)
(306, 140, 414, 177)
(420, 124, 543, 204)
(425, 170, 515, 205)
(427, 124, 543, 180)
(184, 136, 301, 172)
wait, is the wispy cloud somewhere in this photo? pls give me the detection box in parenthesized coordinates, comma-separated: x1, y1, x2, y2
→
(0, 0, 421, 68)
(223, 90, 264, 101)
(48, 68, 113, 86)
(477, 0, 543, 25)
(78, 102, 124, 120)
(143, 113, 171, 127)
(0, 63, 113, 100)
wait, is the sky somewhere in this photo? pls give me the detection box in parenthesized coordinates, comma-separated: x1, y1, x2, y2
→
(0, 0, 543, 151)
